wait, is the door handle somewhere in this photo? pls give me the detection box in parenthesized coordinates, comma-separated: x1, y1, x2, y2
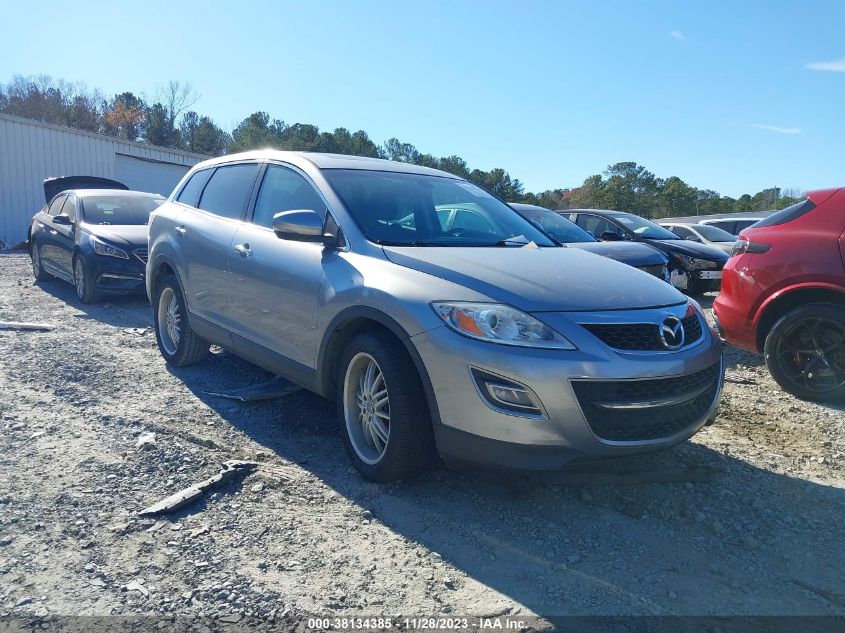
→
(233, 243, 252, 258)
(174, 225, 187, 237)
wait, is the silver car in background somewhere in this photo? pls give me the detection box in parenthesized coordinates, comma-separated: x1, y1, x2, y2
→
(147, 151, 724, 481)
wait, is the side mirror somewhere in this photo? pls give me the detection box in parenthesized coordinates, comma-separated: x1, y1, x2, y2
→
(598, 231, 620, 241)
(685, 235, 700, 242)
(52, 214, 72, 226)
(272, 209, 329, 244)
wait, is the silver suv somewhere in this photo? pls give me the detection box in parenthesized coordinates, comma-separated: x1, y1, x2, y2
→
(147, 151, 723, 481)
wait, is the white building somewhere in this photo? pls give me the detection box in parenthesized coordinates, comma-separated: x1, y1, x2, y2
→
(0, 113, 207, 246)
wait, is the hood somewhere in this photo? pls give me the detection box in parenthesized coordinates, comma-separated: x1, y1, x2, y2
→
(84, 224, 148, 247)
(709, 242, 735, 255)
(645, 238, 729, 262)
(43, 176, 128, 203)
(382, 246, 685, 312)
(568, 241, 667, 267)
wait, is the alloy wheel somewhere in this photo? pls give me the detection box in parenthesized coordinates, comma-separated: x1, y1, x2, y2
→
(157, 287, 182, 356)
(772, 316, 845, 394)
(74, 259, 85, 299)
(343, 352, 391, 464)
(31, 248, 41, 277)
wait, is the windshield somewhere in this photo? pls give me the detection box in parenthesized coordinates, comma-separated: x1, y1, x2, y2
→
(519, 208, 596, 243)
(615, 213, 680, 240)
(694, 224, 737, 241)
(323, 170, 555, 247)
(81, 195, 163, 225)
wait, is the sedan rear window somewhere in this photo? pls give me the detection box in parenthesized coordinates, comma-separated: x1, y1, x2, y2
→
(82, 196, 164, 225)
(752, 199, 816, 228)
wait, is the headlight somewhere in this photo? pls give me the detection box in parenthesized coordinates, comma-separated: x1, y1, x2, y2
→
(431, 302, 576, 349)
(672, 254, 715, 270)
(90, 235, 128, 259)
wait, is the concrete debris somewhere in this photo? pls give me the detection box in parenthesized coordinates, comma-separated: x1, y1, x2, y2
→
(137, 460, 258, 517)
(124, 579, 149, 597)
(123, 327, 150, 336)
(0, 320, 55, 331)
(204, 376, 301, 402)
(136, 432, 157, 450)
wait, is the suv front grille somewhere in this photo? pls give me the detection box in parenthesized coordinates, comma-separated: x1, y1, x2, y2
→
(134, 249, 149, 265)
(581, 313, 702, 351)
(571, 362, 721, 443)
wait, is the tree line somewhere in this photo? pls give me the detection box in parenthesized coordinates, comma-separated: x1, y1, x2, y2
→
(0, 74, 802, 217)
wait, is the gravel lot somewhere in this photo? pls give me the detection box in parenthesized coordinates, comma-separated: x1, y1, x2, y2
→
(1, 252, 844, 630)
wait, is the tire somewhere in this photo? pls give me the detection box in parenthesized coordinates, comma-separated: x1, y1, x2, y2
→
(337, 330, 434, 481)
(30, 243, 52, 281)
(764, 303, 845, 402)
(73, 255, 99, 304)
(153, 274, 208, 366)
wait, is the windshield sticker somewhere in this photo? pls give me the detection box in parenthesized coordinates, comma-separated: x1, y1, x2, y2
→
(617, 217, 635, 225)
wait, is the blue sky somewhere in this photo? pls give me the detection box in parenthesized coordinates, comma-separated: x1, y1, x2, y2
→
(2, 0, 843, 197)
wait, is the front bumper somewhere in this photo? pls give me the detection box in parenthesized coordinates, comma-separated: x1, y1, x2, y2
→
(412, 309, 724, 470)
(87, 247, 147, 295)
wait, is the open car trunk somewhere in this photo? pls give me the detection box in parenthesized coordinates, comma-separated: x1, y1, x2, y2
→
(43, 176, 129, 203)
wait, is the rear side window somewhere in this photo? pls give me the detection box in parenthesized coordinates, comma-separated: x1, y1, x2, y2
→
(753, 199, 816, 228)
(252, 165, 325, 228)
(47, 195, 66, 216)
(176, 169, 213, 207)
(198, 164, 261, 220)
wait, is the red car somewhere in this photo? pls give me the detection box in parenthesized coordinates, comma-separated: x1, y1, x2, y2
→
(713, 188, 845, 401)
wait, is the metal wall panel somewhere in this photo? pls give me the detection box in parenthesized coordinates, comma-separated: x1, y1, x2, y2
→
(0, 113, 206, 246)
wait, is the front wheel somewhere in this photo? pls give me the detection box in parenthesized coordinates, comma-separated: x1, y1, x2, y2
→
(764, 303, 845, 402)
(73, 255, 98, 303)
(31, 244, 52, 281)
(337, 331, 433, 481)
(153, 275, 208, 366)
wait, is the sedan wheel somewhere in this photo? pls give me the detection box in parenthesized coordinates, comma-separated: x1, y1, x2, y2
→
(31, 246, 51, 281)
(344, 352, 391, 465)
(74, 258, 86, 299)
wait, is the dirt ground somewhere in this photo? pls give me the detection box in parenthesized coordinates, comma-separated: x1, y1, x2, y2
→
(1, 252, 844, 630)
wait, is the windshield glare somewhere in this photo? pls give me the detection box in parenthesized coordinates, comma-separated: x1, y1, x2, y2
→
(695, 224, 737, 241)
(323, 170, 555, 247)
(82, 195, 163, 225)
(616, 214, 680, 240)
(520, 208, 596, 243)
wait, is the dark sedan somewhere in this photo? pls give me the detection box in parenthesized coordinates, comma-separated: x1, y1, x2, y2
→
(28, 176, 164, 303)
(510, 203, 670, 281)
(566, 209, 729, 295)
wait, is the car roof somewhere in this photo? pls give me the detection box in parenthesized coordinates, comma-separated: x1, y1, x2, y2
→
(191, 150, 462, 179)
(509, 203, 551, 212)
(65, 189, 165, 198)
(567, 208, 628, 216)
(700, 217, 762, 222)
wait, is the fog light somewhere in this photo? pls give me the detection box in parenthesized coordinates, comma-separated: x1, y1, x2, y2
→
(470, 367, 545, 418)
(487, 384, 535, 408)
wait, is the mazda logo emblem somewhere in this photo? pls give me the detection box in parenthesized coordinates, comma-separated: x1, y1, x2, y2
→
(660, 316, 685, 350)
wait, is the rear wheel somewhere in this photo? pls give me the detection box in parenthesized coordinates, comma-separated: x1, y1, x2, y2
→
(73, 255, 98, 303)
(337, 331, 433, 481)
(31, 244, 52, 281)
(764, 303, 845, 402)
(153, 275, 208, 366)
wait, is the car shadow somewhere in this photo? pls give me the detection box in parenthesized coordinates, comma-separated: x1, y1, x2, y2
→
(166, 352, 845, 620)
(34, 278, 153, 329)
